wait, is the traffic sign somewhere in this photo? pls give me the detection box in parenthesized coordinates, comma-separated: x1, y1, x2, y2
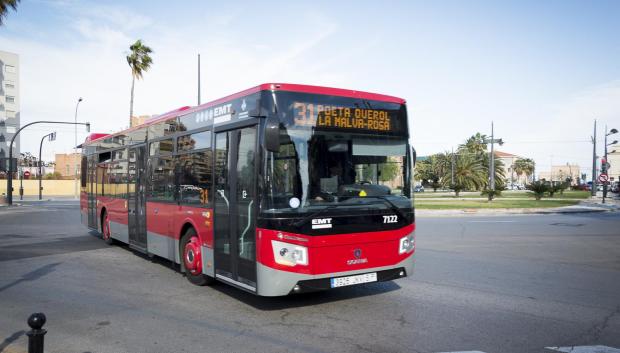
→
(598, 173, 609, 183)
(23, 170, 31, 179)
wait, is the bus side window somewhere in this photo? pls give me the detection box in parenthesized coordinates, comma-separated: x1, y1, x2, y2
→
(80, 156, 87, 188)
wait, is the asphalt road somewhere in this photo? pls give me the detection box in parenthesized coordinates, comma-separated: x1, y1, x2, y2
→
(0, 201, 619, 353)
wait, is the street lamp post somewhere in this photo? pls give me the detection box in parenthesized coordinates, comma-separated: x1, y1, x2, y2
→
(603, 126, 618, 204)
(74, 97, 83, 199)
(591, 120, 597, 197)
(483, 122, 504, 200)
(38, 132, 56, 200)
(19, 165, 23, 200)
(6, 121, 90, 206)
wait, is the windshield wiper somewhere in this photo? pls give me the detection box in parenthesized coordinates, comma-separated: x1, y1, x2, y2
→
(357, 196, 409, 222)
(293, 205, 340, 228)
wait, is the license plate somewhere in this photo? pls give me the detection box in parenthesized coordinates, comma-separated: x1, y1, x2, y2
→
(330, 272, 377, 288)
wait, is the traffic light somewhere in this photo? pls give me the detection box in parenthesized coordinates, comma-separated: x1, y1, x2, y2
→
(601, 158, 608, 173)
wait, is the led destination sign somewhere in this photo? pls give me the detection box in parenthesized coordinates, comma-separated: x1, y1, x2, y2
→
(293, 102, 392, 132)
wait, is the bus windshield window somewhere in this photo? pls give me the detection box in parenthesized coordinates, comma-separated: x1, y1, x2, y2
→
(262, 93, 412, 214)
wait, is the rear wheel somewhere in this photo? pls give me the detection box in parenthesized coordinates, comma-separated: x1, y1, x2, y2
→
(181, 228, 214, 286)
(101, 211, 114, 245)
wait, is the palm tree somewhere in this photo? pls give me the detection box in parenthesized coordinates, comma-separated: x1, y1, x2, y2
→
(127, 39, 153, 126)
(459, 133, 488, 155)
(446, 153, 486, 197)
(0, 0, 19, 25)
(514, 158, 535, 184)
(415, 153, 449, 192)
(526, 180, 548, 200)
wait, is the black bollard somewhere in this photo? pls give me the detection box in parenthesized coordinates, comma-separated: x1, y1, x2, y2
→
(26, 313, 47, 353)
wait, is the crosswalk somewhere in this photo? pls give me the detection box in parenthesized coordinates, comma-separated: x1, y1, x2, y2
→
(438, 346, 620, 353)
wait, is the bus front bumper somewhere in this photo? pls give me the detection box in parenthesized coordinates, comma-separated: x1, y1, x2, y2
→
(256, 255, 414, 297)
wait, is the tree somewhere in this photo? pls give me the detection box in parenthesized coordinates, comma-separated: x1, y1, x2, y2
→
(459, 133, 488, 155)
(526, 181, 548, 200)
(513, 158, 535, 184)
(415, 153, 449, 192)
(127, 39, 153, 126)
(458, 141, 507, 193)
(446, 153, 486, 197)
(0, 0, 19, 25)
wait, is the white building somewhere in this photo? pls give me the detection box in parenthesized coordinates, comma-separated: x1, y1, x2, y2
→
(607, 143, 620, 184)
(0, 50, 20, 165)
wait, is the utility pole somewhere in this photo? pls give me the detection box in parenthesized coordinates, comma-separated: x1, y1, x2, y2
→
(591, 120, 597, 197)
(197, 53, 201, 105)
(484, 122, 503, 200)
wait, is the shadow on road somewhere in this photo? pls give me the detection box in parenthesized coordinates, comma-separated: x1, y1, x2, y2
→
(0, 262, 61, 293)
(0, 330, 25, 353)
(115, 243, 402, 310)
(211, 280, 402, 311)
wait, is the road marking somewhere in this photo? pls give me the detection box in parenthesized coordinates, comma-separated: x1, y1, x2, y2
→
(437, 351, 487, 353)
(468, 220, 517, 223)
(545, 346, 620, 353)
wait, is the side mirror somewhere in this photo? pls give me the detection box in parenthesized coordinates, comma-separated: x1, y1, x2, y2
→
(265, 115, 280, 152)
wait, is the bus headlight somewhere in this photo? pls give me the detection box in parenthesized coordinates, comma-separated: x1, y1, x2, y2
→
(272, 240, 309, 266)
(399, 233, 415, 254)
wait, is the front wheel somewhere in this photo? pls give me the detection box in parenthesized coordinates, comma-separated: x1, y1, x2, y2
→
(180, 228, 215, 286)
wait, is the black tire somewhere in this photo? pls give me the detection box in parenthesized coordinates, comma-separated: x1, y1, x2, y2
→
(180, 228, 215, 286)
(101, 211, 115, 245)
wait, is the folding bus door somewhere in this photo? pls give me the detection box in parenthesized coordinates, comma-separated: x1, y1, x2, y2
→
(213, 125, 258, 292)
(87, 155, 97, 229)
(127, 144, 147, 250)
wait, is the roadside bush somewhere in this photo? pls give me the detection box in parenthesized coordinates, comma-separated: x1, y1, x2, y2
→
(44, 172, 63, 180)
(548, 183, 564, 197)
(526, 181, 548, 200)
(481, 188, 502, 201)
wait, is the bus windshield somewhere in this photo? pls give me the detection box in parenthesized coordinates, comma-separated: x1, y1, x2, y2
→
(262, 92, 413, 214)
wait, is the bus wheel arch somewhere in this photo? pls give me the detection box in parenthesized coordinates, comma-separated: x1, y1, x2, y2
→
(179, 225, 214, 286)
(100, 208, 114, 245)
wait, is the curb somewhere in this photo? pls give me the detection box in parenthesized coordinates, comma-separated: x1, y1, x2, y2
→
(416, 206, 617, 218)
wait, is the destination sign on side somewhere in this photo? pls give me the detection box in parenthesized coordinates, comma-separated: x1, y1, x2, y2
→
(293, 102, 392, 132)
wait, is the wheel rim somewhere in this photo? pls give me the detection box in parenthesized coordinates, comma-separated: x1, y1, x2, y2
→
(102, 214, 111, 241)
(184, 236, 202, 275)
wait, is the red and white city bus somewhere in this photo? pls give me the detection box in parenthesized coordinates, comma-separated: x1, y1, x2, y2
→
(80, 83, 416, 296)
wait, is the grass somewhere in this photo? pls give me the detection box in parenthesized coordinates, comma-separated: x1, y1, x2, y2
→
(414, 190, 591, 200)
(414, 199, 580, 209)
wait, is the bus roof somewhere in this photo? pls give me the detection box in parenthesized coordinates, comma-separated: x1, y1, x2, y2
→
(83, 83, 406, 146)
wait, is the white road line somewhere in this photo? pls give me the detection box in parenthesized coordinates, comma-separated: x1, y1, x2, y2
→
(468, 220, 517, 223)
(545, 346, 620, 353)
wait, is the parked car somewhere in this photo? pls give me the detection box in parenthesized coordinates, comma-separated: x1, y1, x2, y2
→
(414, 185, 425, 193)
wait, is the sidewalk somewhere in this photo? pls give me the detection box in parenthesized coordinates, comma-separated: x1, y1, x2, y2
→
(0, 195, 78, 209)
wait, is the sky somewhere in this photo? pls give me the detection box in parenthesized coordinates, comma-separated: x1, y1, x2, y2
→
(1, 0, 619, 179)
